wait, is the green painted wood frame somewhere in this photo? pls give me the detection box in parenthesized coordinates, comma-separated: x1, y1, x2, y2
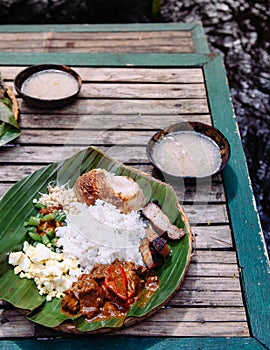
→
(0, 22, 210, 55)
(0, 23, 269, 350)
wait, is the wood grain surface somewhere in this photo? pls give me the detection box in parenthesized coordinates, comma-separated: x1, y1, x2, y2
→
(0, 64, 249, 339)
(0, 31, 195, 53)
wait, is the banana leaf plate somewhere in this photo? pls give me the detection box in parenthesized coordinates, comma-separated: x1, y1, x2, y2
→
(0, 146, 193, 333)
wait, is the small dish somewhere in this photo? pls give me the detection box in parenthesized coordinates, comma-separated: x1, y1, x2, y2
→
(147, 121, 230, 179)
(14, 64, 82, 109)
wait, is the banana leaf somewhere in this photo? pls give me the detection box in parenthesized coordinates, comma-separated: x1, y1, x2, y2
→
(0, 146, 193, 333)
(0, 77, 20, 146)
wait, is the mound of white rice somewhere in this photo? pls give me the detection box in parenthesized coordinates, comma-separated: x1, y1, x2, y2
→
(39, 185, 146, 273)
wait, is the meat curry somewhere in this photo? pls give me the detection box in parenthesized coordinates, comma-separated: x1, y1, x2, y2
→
(61, 259, 159, 322)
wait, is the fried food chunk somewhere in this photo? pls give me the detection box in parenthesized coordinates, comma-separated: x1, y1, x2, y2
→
(74, 168, 146, 213)
(142, 201, 185, 240)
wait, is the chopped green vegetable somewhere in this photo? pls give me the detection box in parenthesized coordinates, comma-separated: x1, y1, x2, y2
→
(55, 212, 66, 222)
(42, 213, 56, 222)
(27, 226, 36, 233)
(46, 228, 55, 240)
(34, 202, 46, 210)
(28, 216, 41, 226)
(41, 234, 50, 245)
(28, 232, 42, 242)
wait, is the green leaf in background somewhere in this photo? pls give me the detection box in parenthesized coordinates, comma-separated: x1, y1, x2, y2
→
(0, 146, 193, 333)
(0, 100, 20, 146)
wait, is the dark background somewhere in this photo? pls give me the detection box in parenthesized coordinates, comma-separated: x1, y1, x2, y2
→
(0, 0, 269, 254)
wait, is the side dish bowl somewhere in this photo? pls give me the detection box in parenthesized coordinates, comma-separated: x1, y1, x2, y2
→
(147, 121, 230, 179)
(14, 64, 82, 109)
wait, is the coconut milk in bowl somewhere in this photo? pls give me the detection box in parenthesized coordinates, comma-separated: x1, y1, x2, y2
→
(21, 70, 79, 100)
(147, 122, 230, 179)
(15, 64, 82, 109)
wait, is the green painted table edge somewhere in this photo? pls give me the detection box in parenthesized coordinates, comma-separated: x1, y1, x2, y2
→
(0, 337, 266, 350)
(0, 24, 269, 350)
(0, 22, 210, 54)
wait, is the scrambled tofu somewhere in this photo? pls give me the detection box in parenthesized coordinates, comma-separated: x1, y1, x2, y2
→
(8, 241, 81, 301)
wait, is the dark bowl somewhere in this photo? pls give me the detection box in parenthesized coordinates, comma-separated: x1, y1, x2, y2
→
(147, 121, 231, 179)
(14, 64, 82, 109)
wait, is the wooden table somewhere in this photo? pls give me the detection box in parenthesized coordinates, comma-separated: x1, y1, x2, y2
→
(0, 23, 269, 350)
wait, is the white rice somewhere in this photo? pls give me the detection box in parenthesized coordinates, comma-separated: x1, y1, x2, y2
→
(39, 185, 146, 273)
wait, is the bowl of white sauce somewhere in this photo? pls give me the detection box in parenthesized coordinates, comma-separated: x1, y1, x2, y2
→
(147, 122, 230, 179)
(14, 64, 82, 108)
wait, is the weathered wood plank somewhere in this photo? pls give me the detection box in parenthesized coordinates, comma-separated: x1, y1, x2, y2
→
(187, 262, 238, 278)
(0, 33, 49, 40)
(35, 307, 248, 337)
(174, 181, 226, 203)
(0, 33, 193, 52)
(19, 114, 212, 130)
(1, 67, 204, 83)
(181, 276, 241, 291)
(0, 46, 195, 54)
(183, 204, 229, 224)
(0, 145, 214, 164)
(49, 31, 193, 40)
(191, 250, 237, 264)
(171, 290, 244, 307)
(19, 98, 209, 115)
(0, 31, 195, 53)
(17, 129, 154, 146)
(0, 308, 248, 338)
(50, 37, 193, 48)
(47, 46, 194, 54)
(0, 165, 41, 181)
(16, 128, 230, 146)
(0, 145, 85, 164)
(193, 225, 233, 249)
(113, 321, 249, 337)
(9, 81, 206, 99)
(0, 309, 35, 337)
(0, 38, 193, 49)
(0, 163, 220, 184)
(151, 307, 247, 322)
(0, 41, 45, 49)
(79, 83, 207, 99)
(0, 31, 193, 41)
